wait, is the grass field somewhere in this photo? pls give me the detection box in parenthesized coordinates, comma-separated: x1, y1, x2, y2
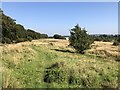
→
(1, 39, 119, 88)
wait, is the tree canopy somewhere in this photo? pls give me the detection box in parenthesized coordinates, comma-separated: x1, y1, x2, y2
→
(69, 24, 93, 54)
(1, 9, 48, 44)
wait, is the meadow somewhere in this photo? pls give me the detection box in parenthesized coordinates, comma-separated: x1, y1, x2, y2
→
(1, 39, 119, 88)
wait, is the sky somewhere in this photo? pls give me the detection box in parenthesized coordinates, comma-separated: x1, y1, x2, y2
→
(2, 2, 118, 36)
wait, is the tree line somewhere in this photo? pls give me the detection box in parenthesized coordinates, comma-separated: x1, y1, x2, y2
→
(90, 34, 120, 42)
(0, 9, 48, 44)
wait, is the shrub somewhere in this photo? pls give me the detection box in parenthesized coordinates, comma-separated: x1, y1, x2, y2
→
(102, 38, 111, 42)
(44, 62, 66, 83)
(94, 37, 102, 41)
(40, 34, 48, 38)
(53, 34, 66, 39)
(113, 41, 119, 46)
(16, 38, 26, 43)
(2, 37, 11, 44)
(27, 36, 32, 42)
(117, 35, 120, 42)
(69, 24, 93, 54)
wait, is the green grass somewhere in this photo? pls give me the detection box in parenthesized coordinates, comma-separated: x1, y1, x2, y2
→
(2, 42, 119, 88)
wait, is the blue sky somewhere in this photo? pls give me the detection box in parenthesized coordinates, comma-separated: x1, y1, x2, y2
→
(2, 2, 118, 36)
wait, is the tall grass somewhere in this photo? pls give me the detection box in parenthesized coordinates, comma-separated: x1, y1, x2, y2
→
(2, 40, 119, 88)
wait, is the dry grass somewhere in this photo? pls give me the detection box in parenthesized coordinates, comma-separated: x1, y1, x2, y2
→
(1, 39, 119, 65)
(2, 67, 21, 88)
(86, 41, 119, 59)
(1, 39, 119, 88)
(2, 45, 36, 65)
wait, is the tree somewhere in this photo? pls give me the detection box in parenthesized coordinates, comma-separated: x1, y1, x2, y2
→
(53, 34, 66, 39)
(1, 9, 48, 44)
(14, 24, 27, 39)
(69, 24, 92, 54)
(117, 35, 120, 42)
(113, 41, 119, 46)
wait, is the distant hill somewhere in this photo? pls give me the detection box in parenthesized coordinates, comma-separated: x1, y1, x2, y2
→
(63, 34, 119, 42)
(0, 9, 48, 44)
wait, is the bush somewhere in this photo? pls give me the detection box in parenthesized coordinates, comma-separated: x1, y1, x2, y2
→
(27, 36, 32, 42)
(2, 37, 11, 44)
(113, 41, 119, 46)
(53, 34, 66, 39)
(117, 35, 120, 42)
(40, 34, 48, 38)
(16, 38, 26, 43)
(91, 35, 116, 42)
(44, 62, 66, 83)
(94, 37, 102, 41)
(69, 24, 93, 54)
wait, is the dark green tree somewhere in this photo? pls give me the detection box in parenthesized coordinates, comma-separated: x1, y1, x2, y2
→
(53, 34, 66, 39)
(1, 9, 48, 44)
(117, 35, 120, 42)
(113, 41, 119, 46)
(69, 24, 92, 54)
(14, 24, 27, 39)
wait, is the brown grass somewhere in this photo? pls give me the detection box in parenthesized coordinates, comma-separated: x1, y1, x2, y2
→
(1, 39, 119, 88)
(2, 39, 119, 61)
(86, 41, 119, 58)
